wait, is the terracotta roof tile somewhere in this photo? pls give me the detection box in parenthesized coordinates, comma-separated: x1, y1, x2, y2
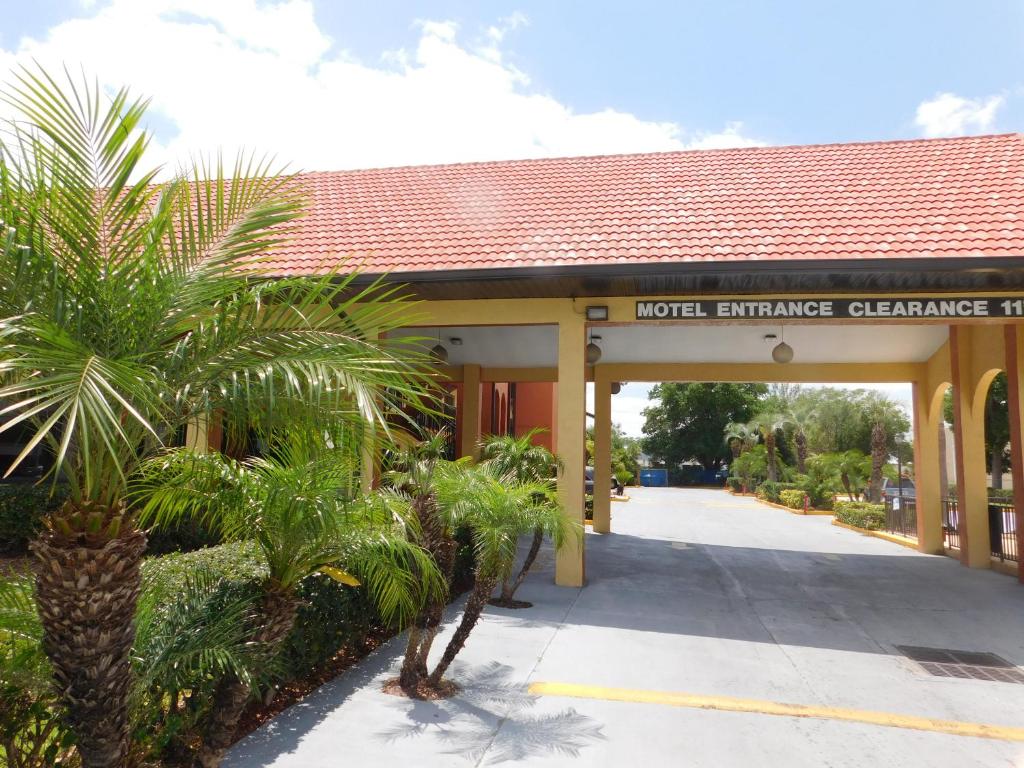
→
(267, 134, 1024, 275)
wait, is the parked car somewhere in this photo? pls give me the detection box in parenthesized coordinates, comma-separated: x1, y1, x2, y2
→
(881, 477, 915, 500)
(584, 466, 621, 495)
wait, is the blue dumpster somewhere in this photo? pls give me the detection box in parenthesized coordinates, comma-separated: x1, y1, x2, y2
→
(639, 468, 668, 487)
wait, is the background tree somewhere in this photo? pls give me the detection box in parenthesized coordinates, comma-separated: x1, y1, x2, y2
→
(943, 373, 1010, 488)
(747, 412, 792, 482)
(863, 394, 907, 502)
(641, 383, 766, 472)
(724, 421, 757, 459)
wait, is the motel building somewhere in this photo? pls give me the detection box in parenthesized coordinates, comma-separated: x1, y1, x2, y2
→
(267, 133, 1024, 587)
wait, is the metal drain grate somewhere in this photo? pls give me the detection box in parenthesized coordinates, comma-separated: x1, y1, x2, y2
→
(897, 645, 1024, 684)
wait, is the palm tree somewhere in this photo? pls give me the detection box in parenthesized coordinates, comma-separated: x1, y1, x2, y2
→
(814, 450, 870, 500)
(479, 429, 562, 608)
(786, 402, 817, 475)
(381, 432, 460, 694)
(864, 395, 905, 502)
(723, 421, 757, 459)
(747, 413, 792, 482)
(134, 435, 442, 767)
(425, 463, 577, 690)
(0, 67, 430, 768)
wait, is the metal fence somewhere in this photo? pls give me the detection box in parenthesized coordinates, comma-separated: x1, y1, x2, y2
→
(941, 498, 1018, 564)
(942, 498, 960, 550)
(988, 502, 1018, 564)
(883, 496, 918, 538)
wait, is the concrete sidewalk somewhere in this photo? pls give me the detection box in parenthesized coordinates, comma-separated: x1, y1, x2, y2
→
(226, 487, 1024, 767)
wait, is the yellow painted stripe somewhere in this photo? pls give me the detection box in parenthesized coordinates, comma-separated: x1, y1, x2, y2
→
(528, 682, 1024, 742)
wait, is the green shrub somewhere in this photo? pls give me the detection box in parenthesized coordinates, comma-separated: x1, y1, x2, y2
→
(726, 477, 743, 492)
(756, 481, 799, 503)
(779, 489, 807, 509)
(833, 500, 885, 530)
(988, 488, 1014, 502)
(0, 483, 66, 554)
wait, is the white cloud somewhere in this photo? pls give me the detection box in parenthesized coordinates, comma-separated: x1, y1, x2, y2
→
(914, 92, 1004, 138)
(0, 0, 763, 174)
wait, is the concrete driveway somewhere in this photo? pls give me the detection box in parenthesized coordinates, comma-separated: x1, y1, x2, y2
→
(226, 487, 1024, 767)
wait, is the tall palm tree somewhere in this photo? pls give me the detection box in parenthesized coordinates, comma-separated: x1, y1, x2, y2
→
(747, 413, 792, 482)
(425, 463, 577, 689)
(0, 67, 431, 768)
(786, 402, 817, 475)
(134, 435, 442, 767)
(864, 395, 904, 502)
(479, 429, 562, 608)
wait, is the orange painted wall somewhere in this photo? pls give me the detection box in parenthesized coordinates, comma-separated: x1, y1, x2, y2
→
(514, 382, 556, 452)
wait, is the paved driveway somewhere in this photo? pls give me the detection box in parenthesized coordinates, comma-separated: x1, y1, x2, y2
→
(226, 487, 1024, 767)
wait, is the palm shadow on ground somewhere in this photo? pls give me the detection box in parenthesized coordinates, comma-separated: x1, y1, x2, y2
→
(376, 661, 606, 764)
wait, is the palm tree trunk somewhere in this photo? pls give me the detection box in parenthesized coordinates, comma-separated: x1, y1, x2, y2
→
(841, 472, 854, 501)
(194, 589, 298, 768)
(766, 433, 778, 482)
(869, 422, 886, 503)
(991, 447, 1004, 489)
(795, 430, 807, 475)
(32, 503, 146, 768)
(494, 526, 543, 605)
(427, 574, 497, 688)
(399, 624, 423, 689)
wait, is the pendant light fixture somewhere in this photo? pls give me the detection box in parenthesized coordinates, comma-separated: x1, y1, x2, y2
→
(431, 328, 448, 364)
(586, 332, 602, 365)
(771, 326, 794, 364)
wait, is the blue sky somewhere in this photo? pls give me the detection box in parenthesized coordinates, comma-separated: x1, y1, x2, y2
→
(3, 0, 1011, 434)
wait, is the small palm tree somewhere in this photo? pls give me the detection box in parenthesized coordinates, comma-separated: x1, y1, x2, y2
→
(480, 429, 562, 608)
(723, 421, 757, 459)
(133, 435, 444, 767)
(425, 463, 578, 690)
(747, 413, 792, 482)
(381, 432, 459, 693)
(0, 67, 430, 767)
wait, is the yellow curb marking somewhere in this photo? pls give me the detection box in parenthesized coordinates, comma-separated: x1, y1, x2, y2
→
(528, 682, 1024, 742)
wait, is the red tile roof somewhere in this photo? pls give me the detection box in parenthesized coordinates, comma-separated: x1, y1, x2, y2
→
(266, 134, 1024, 276)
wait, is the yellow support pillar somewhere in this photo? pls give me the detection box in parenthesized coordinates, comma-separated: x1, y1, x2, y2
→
(555, 315, 586, 586)
(949, 326, 993, 568)
(185, 415, 211, 453)
(593, 370, 612, 534)
(1003, 324, 1024, 583)
(912, 379, 945, 554)
(460, 364, 482, 461)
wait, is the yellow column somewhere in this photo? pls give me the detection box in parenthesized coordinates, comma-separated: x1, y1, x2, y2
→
(912, 380, 944, 554)
(949, 326, 992, 568)
(460, 364, 482, 461)
(556, 314, 586, 586)
(1003, 325, 1024, 583)
(593, 369, 612, 534)
(185, 415, 210, 453)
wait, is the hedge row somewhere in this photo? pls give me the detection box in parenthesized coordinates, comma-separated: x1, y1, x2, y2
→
(833, 500, 886, 530)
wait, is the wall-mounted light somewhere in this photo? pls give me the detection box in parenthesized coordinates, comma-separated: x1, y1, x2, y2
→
(586, 305, 609, 321)
(449, 337, 463, 346)
(610, 382, 622, 395)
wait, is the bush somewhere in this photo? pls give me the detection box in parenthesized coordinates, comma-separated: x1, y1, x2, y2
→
(988, 488, 1014, 502)
(0, 483, 66, 554)
(726, 477, 743, 492)
(755, 481, 799, 504)
(779, 489, 807, 509)
(834, 500, 885, 530)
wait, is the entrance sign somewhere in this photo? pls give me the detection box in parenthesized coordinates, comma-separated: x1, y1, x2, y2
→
(635, 296, 1024, 321)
